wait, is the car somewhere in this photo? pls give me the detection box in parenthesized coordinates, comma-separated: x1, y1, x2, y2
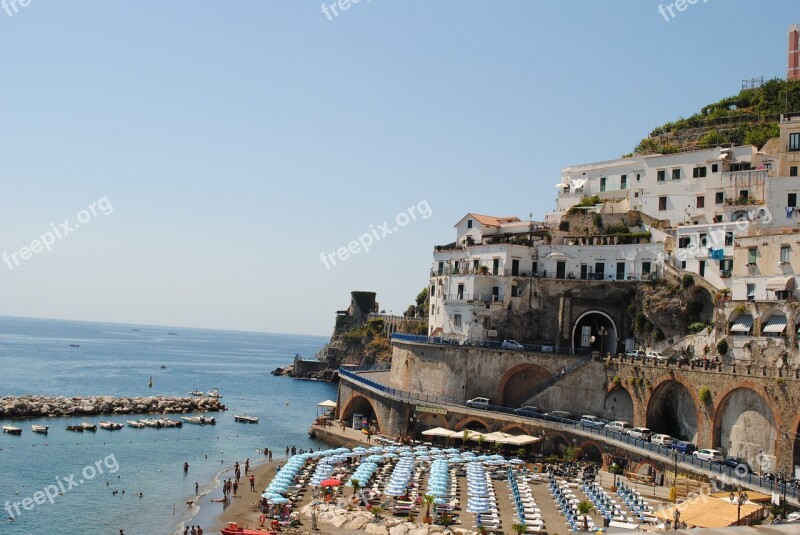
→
(651, 434, 673, 447)
(605, 421, 633, 434)
(540, 344, 555, 352)
(693, 449, 724, 463)
(514, 406, 541, 417)
(465, 397, 490, 410)
(722, 456, 754, 474)
(625, 349, 646, 360)
(579, 415, 606, 429)
(501, 339, 524, 350)
(543, 410, 573, 422)
(671, 440, 697, 455)
(667, 354, 690, 365)
(628, 427, 653, 441)
(785, 511, 800, 523)
(645, 351, 668, 362)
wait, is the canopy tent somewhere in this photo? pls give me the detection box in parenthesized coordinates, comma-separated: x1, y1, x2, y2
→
(653, 497, 762, 528)
(317, 400, 337, 408)
(766, 276, 796, 292)
(421, 427, 456, 438)
(505, 434, 541, 446)
(762, 314, 788, 334)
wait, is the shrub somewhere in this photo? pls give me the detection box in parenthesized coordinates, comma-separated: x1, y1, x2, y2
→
(682, 274, 694, 288)
(559, 220, 570, 231)
(716, 339, 728, 355)
(698, 386, 711, 404)
(733, 304, 747, 315)
(687, 322, 708, 334)
(612, 375, 621, 387)
(592, 213, 603, 228)
(653, 328, 665, 342)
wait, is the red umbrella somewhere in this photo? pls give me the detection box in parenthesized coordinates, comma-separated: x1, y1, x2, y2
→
(320, 478, 342, 487)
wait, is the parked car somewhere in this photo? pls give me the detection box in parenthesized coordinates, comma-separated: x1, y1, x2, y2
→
(465, 397, 490, 410)
(628, 427, 653, 441)
(625, 349, 646, 360)
(671, 440, 697, 455)
(693, 449, 724, 463)
(542, 410, 573, 422)
(651, 434, 673, 447)
(501, 339, 524, 351)
(645, 351, 668, 362)
(540, 344, 555, 352)
(667, 354, 690, 365)
(514, 406, 541, 417)
(605, 421, 633, 434)
(722, 456, 754, 474)
(579, 415, 606, 429)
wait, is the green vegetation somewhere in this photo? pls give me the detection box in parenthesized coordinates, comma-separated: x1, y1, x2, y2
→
(414, 287, 429, 319)
(682, 274, 694, 288)
(716, 339, 729, 356)
(653, 328, 665, 343)
(592, 212, 603, 228)
(633, 78, 800, 154)
(687, 322, 709, 334)
(567, 196, 601, 215)
(612, 375, 621, 387)
(559, 220, 570, 231)
(698, 386, 712, 404)
(577, 501, 595, 532)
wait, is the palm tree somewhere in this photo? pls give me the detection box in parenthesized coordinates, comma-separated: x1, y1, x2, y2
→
(577, 500, 594, 532)
(350, 477, 360, 496)
(511, 523, 526, 535)
(423, 494, 435, 523)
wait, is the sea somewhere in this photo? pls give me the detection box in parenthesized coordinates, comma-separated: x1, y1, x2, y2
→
(0, 316, 337, 535)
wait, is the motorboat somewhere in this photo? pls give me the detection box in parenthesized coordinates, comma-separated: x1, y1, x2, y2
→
(100, 421, 123, 430)
(80, 422, 97, 432)
(140, 418, 162, 428)
(66, 425, 84, 432)
(168, 332, 177, 336)
(69, 344, 80, 347)
(2, 425, 22, 435)
(220, 522, 275, 535)
(233, 414, 259, 424)
(160, 365, 167, 369)
(181, 415, 216, 425)
(207, 388, 222, 399)
(127, 420, 145, 428)
(161, 418, 183, 428)
(31, 425, 49, 434)
(188, 390, 204, 396)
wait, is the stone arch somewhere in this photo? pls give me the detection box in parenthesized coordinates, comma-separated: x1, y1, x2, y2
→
(454, 416, 491, 432)
(417, 412, 448, 431)
(791, 413, 800, 477)
(712, 384, 778, 463)
(571, 310, 618, 355)
(603, 386, 634, 423)
(645, 375, 700, 443)
(686, 287, 713, 325)
(634, 460, 658, 478)
(339, 393, 384, 434)
(543, 432, 568, 455)
(500, 423, 530, 435)
(578, 440, 604, 463)
(497, 363, 552, 407)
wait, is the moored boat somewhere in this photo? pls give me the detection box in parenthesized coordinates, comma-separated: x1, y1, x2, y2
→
(79, 422, 97, 432)
(140, 418, 162, 428)
(233, 414, 259, 424)
(2, 425, 22, 435)
(99, 421, 123, 430)
(127, 420, 145, 429)
(220, 522, 275, 535)
(188, 390, 204, 396)
(181, 415, 216, 425)
(31, 425, 49, 434)
(161, 418, 182, 428)
(207, 387, 222, 399)
(66, 425, 84, 432)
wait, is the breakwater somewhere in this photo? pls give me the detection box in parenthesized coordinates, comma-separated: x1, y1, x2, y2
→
(0, 395, 224, 419)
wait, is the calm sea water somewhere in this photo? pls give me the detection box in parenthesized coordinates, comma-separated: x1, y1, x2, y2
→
(0, 316, 337, 535)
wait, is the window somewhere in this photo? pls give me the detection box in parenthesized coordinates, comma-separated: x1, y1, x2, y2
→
(680, 260, 686, 269)
(641, 261, 651, 275)
(620, 175, 627, 190)
(699, 233, 707, 247)
(457, 283, 464, 299)
(790, 132, 800, 152)
(781, 245, 790, 263)
(693, 166, 707, 178)
(437, 261, 444, 275)
(616, 262, 625, 280)
(511, 284, 518, 297)
(791, 167, 798, 177)
(672, 168, 681, 180)
(715, 192, 724, 204)
(725, 232, 733, 246)
(720, 259, 733, 272)
(636, 173, 641, 182)
(746, 283, 755, 301)
(453, 314, 462, 328)
(657, 170, 666, 182)
(658, 196, 667, 211)
(748, 248, 757, 265)
(473, 259, 479, 272)
(430, 305, 435, 316)
(467, 219, 473, 228)
(697, 196, 705, 208)
(789, 193, 797, 208)
(712, 163, 719, 173)
(492, 258, 499, 275)
(600, 177, 606, 192)
(678, 237, 691, 248)
(454, 260, 460, 273)
(740, 190, 749, 201)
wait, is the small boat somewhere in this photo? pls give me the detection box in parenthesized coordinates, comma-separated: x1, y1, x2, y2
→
(2, 425, 22, 435)
(161, 418, 183, 428)
(31, 425, 49, 434)
(160, 365, 167, 369)
(207, 388, 222, 399)
(69, 343, 80, 347)
(140, 418, 162, 428)
(127, 420, 145, 429)
(234, 414, 259, 424)
(79, 422, 97, 432)
(181, 416, 216, 425)
(99, 421, 123, 431)
(188, 390, 204, 396)
(168, 332, 178, 336)
(131, 328, 140, 331)
(66, 425, 84, 432)
(220, 522, 275, 535)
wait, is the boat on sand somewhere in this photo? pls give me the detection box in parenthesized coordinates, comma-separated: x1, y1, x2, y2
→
(220, 522, 275, 535)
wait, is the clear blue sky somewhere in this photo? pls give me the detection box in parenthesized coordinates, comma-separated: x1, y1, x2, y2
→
(0, 1, 796, 336)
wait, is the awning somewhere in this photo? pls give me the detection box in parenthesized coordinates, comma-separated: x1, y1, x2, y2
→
(730, 314, 753, 333)
(554, 183, 569, 188)
(766, 276, 796, 292)
(420, 427, 455, 438)
(505, 434, 542, 446)
(317, 400, 337, 408)
(762, 315, 787, 334)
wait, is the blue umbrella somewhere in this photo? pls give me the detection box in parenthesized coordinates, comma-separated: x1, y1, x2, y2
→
(269, 496, 290, 504)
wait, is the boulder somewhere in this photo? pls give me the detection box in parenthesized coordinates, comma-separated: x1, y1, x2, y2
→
(389, 523, 411, 535)
(365, 523, 388, 535)
(345, 515, 370, 531)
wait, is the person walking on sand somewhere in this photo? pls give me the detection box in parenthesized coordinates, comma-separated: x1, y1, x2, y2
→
(195, 482, 199, 495)
(249, 474, 255, 492)
(184, 527, 189, 535)
(245, 458, 250, 475)
(268, 449, 273, 462)
(233, 479, 239, 496)
(197, 527, 203, 535)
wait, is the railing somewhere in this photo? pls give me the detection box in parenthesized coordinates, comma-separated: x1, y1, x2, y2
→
(444, 293, 505, 303)
(339, 368, 799, 502)
(389, 333, 589, 356)
(430, 268, 530, 277)
(340, 363, 392, 373)
(722, 169, 769, 182)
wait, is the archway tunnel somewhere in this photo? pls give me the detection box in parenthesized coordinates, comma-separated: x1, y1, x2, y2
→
(572, 311, 618, 356)
(646, 381, 698, 442)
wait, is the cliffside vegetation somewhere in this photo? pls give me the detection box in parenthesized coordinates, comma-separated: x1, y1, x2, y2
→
(631, 78, 800, 155)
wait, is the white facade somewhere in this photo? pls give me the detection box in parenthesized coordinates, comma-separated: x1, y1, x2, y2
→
(537, 242, 664, 281)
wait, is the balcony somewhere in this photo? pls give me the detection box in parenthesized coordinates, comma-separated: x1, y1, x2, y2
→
(444, 293, 505, 303)
(430, 267, 531, 278)
(722, 169, 768, 182)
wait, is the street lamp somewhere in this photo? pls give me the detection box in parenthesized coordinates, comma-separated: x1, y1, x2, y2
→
(730, 491, 749, 525)
(598, 326, 607, 356)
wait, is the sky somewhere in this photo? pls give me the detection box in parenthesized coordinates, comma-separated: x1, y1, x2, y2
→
(0, 1, 797, 336)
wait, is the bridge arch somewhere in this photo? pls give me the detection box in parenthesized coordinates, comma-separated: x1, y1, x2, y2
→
(497, 363, 552, 407)
(645, 374, 700, 443)
(500, 423, 531, 435)
(416, 412, 448, 431)
(339, 393, 384, 434)
(571, 310, 618, 355)
(603, 386, 634, 423)
(455, 417, 491, 432)
(712, 383, 778, 462)
(578, 440, 604, 463)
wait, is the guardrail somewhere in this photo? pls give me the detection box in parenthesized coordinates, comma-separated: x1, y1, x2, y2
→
(339, 368, 799, 502)
(389, 333, 588, 356)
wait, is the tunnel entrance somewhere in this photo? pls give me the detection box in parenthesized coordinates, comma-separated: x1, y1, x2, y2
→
(572, 311, 618, 356)
(714, 388, 776, 462)
(646, 381, 698, 442)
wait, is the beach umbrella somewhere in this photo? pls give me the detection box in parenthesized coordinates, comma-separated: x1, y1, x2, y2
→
(320, 478, 342, 487)
(434, 497, 448, 504)
(444, 448, 460, 454)
(269, 496, 290, 504)
(426, 490, 447, 497)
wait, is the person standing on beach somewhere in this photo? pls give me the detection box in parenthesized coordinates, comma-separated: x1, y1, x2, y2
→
(249, 474, 255, 492)
(184, 527, 189, 535)
(195, 482, 199, 495)
(285, 446, 289, 457)
(245, 458, 250, 475)
(233, 479, 239, 496)
(268, 450, 273, 462)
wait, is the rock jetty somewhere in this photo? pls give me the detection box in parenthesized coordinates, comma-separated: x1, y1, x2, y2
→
(0, 395, 224, 419)
(300, 503, 479, 535)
